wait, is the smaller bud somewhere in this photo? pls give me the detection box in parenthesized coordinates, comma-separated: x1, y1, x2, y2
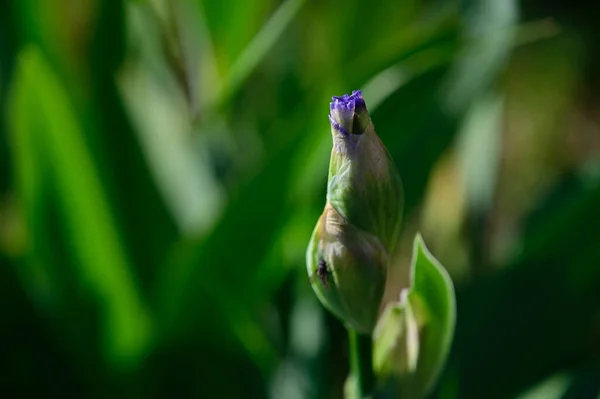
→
(373, 290, 420, 378)
(372, 234, 456, 397)
(306, 90, 403, 334)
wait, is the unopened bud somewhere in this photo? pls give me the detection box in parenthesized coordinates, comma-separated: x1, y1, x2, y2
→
(306, 90, 403, 333)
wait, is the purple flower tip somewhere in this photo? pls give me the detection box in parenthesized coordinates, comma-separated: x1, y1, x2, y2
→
(330, 90, 364, 112)
(329, 90, 367, 136)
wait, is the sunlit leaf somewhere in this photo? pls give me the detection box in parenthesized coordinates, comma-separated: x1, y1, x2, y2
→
(456, 91, 504, 213)
(219, 0, 306, 104)
(442, 0, 518, 114)
(373, 234, 456, 397)
(409, 234, 456, 393)
(514, 374, 570, 399)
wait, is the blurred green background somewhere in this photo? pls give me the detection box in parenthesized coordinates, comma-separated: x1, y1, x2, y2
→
(2, 0, 600, 398)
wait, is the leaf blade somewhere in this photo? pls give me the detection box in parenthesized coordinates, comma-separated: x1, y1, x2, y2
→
(10, 46, 153, 368)
(409, 233, 457, 394)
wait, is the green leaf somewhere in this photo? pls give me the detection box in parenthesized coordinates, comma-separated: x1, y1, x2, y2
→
(514, 374, 570, 399)
(218, 0, 306, 104)
(456, 92, 504, 214)
(441, 0, 518, 114)
(373, 233, 456, 397)
(409, 233, 456, 394)
(8, 46, 153, 368)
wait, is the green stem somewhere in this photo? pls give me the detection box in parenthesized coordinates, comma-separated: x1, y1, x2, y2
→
(348, 329, 374, 398)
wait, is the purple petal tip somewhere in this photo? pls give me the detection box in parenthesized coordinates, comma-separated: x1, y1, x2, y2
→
(330, 90, 364, 110)
(328, 90, 367, 135)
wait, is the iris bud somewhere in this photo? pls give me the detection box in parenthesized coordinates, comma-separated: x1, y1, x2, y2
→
(306, 90, 403, 333)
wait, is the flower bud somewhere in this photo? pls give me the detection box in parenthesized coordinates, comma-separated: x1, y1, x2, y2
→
(373, 289, 420, 379)
(306, 90, 403, 333)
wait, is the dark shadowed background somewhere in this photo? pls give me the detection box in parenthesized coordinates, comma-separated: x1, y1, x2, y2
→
(2, 0, 600, 398)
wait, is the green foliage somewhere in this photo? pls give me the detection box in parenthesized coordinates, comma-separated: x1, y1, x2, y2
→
(408, 235, 455, 395)
(1, 0, 600, 398)
(9, 47, 152, 367)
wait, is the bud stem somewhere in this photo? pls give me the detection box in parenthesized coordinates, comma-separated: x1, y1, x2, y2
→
(348, 329, 375, 398)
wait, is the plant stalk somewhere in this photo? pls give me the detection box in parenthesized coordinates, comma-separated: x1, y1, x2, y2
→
(349, 329, 374, 398)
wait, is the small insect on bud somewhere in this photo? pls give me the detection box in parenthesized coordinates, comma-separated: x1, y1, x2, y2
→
(315, 258, 332, 289)
(307, 90, 404, 334)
